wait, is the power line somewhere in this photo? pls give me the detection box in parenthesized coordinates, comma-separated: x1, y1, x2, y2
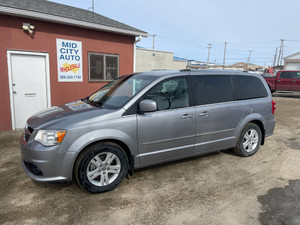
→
(285, 39, 300, 42)
(138, 35, 299, 66)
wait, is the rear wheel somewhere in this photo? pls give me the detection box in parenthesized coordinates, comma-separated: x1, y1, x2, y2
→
(234, 123, 262, 157)
(75, 143, 128, 193)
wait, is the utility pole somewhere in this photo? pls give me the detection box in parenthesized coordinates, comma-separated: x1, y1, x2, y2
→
(207, 43, 212, 67)
(150, 34, 156, 49)
(280, 42, 285, 66)
(247, 50, 252, 69)
(277, 39, 284, 66)
(273, 47, 278, 67)
(223, 42, 227, 69)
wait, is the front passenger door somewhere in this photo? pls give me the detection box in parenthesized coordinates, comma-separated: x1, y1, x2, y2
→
(277, 71, 294, 91)
(137, 76, 196, 165)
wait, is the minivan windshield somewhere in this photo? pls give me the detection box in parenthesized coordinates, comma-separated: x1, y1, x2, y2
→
(86, 74, 157, 109)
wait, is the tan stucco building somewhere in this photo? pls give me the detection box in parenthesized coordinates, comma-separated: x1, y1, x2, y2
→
(135, 48, 187, 72)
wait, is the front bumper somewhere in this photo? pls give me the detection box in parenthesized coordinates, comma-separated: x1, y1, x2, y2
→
(20, 135, 76, 182)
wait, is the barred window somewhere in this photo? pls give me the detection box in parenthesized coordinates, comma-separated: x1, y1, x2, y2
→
(88, 53, 119, 82)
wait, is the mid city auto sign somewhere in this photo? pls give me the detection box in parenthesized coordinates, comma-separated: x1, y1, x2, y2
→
(56, 39, 82, 82)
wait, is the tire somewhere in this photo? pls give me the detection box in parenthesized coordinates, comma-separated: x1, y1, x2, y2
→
(234, 123, 262, 157)
(75, 143, 128, 193)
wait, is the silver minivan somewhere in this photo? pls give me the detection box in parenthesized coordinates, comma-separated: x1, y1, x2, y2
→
(20, 70, 276, 193)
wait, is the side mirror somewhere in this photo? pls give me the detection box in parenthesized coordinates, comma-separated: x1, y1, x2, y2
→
(139, 99, 157, 113)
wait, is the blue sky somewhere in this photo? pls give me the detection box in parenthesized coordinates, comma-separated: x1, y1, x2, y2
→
(50, 0, 300, 66)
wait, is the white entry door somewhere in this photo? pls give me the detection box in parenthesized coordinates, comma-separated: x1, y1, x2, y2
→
(8, 51, 50, 129)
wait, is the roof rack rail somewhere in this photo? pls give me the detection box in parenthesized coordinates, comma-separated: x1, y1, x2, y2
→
(180, 69, 191, 72)
(151, 69, 167, 71)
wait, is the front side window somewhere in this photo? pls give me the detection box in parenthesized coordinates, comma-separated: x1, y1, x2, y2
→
(143, 77, 189, 111)
(280, 72, 293, 79)
(192, 75, 234, 105)
(89, 53, 119, 81)
(86, 74, 157, 109)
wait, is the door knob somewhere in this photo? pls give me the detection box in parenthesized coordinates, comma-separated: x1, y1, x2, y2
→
(13, 91, 17, 94)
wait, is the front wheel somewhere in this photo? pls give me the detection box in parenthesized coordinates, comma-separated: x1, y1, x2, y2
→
(75, 143, 128, 193)
(234, 123, 262, 157)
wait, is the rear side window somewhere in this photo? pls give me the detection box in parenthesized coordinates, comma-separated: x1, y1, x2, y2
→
(232, 76, 268, 100)
(280, 72, 293, 79)
(192, 75, 234, 105)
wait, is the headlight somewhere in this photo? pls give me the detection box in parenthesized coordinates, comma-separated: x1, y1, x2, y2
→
(34, 130, 67, 146)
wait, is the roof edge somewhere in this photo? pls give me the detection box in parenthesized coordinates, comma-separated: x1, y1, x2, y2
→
(0, 5, 148, 37)
(137, 47, 173, 54)
(284, 51, 300, 59)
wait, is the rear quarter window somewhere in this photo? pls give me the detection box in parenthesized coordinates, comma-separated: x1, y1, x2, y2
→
(295, 72, 300, 79)
(280, 72, 293, 79)
(232, 75, 268, 100)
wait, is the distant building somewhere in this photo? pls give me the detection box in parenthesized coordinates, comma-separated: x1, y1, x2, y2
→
(231, 62, 262, 71)
(135, 47, 187, 72)
(187, 60, 215, 67)
(284, 52, 300, 70)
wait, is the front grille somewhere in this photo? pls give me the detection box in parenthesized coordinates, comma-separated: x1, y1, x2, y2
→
(27, 126, 34, 133)
(24, 161, 43, 176)
(24, 125, 34, 142)
(25, 132, 30, 141)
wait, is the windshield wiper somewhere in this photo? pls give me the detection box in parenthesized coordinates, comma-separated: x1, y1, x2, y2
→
(89, 101, 102, 107)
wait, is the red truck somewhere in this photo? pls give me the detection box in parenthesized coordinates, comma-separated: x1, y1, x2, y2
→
(263, 70, 300, 93)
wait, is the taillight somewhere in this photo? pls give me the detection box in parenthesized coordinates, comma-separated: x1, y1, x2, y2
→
(272, 100, 276, 114)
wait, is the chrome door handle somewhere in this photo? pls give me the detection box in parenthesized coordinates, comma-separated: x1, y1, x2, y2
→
(181, 114, 193, 119)
(198, 111, 208, 117)
(292, 80, 296, 83)
(277, 80, 281, 82)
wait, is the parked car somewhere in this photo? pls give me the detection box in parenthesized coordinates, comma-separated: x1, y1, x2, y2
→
(20, 69, 276, 193)
(264, 70, 300, 93)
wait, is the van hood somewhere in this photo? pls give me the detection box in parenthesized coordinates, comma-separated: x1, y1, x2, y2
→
(27, 100, 115, 129)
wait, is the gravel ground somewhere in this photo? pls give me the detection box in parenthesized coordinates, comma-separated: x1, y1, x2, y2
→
(0, 93, 300, 225)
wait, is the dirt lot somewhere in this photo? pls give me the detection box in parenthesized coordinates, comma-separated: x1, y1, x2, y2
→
(1, 93, 300, 225)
